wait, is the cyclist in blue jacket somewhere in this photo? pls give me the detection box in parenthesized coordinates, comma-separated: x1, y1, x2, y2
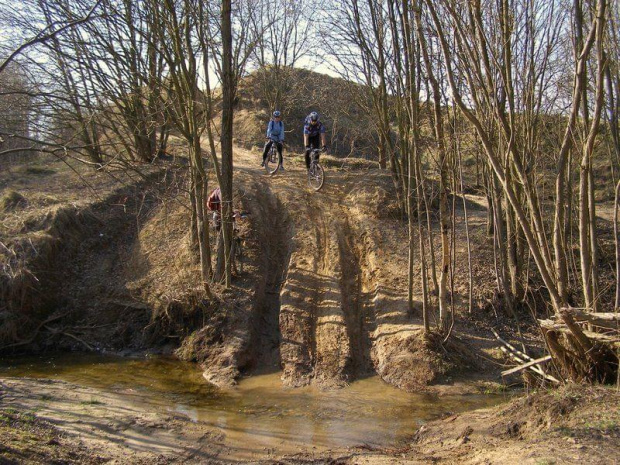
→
(303, 111, 327, 169)
(261, 110, 285, 170)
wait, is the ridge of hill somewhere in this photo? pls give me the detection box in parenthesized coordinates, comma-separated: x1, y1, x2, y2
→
(231, 67, 378, 158)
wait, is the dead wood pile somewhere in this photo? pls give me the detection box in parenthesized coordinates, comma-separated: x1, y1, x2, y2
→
(539, 308, 619, 384)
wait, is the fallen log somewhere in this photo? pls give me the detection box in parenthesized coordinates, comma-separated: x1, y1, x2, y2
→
(501, 355, 552, 377)
(492, 329, 560, 384)
(555, 308, 620, 330)
(498, 347, 560, 383)
(540, 324, 620, 345)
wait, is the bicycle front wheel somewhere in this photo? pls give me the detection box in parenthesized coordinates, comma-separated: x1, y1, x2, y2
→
(265, 148, 280, 176)
(308, 163, 324, 191)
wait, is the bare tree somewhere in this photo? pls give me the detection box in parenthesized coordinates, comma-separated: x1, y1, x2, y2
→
(1, 0, 169, 165)
(0, 0, 101, 74)
(422, 0, 609, 315)
(249, 0, 316, 110)
(219, 0, 235, 289)
(414, 2, 452, 330)
(143, 0, 215, 297)
(0, 62, 34, 161)
(324, 0, 401, 180)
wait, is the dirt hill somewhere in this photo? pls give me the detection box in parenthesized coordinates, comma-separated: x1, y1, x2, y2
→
(231, 67, 379, 158)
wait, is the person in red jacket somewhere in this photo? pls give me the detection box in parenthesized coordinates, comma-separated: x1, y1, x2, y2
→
(206, 187, 221, 231)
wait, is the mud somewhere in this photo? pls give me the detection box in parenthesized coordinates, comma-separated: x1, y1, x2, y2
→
(0, 353, 508, 463)
(240, 180, 292, 372)
(2, 368, 617, 464)
(159, 148, 435, 391)
(115, 146, 475, 392)
(195, 148, 451, 391)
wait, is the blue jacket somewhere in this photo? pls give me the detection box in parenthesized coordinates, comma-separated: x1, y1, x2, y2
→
(267, 120, 284, 142)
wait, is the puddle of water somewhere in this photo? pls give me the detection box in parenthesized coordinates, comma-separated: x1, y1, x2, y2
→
(0, 353, 506, 454)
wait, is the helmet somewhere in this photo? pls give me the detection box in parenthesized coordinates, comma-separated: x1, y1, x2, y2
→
(309, 111, 318, 122)
(273, 110, 281, 117)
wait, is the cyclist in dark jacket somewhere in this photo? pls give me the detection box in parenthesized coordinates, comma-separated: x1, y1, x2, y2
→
(261, 110, 285, 170)
(303, 111, 327, 169)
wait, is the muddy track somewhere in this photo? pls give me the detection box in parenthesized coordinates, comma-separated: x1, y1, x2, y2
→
(239, 178, 291, 372)
(241, 165, 383, 389)
(196, 148, 447, 391)
(338, 218, 374, 378)
(285, 180, 441, 390)
(278, 193, 321, 387)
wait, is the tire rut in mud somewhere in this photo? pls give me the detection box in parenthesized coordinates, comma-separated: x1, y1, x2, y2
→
(237, 160, 437, 391)
(241, 180, 291, 372)
(278, 195, 320, 387)
(278, 191, 376, 388)
(337, 218, 375, 379)
(311, 218, 351, 388)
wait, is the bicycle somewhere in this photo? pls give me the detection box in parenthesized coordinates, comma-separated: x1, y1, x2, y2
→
(307, 147, 325, 191)
(264, 138, 283, 176)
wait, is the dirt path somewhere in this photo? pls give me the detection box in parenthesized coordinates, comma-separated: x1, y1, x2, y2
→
(226, 147, 447, 391)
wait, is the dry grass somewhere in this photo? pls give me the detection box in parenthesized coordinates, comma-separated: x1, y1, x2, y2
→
(123, 176, 253, 350)
(125, 200, 204, 317)
(0, 152, 165, 351)
(497, 384, 620, 440)
(0, 205, 99, 348)
(0, 190, 27, 212)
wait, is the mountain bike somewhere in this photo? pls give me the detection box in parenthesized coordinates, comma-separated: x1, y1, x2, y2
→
(264, 139, 283, 176)
(307, 148, 325, 191)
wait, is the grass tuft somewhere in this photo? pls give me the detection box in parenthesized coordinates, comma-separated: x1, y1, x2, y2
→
(80, 398, 104, 406)
(0, 190, 27, 212)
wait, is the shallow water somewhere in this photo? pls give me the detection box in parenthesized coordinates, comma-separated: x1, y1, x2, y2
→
(0, 353, 506, 453)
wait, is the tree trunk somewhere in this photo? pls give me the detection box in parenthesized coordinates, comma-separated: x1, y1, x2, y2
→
(220, 0, 234, 289)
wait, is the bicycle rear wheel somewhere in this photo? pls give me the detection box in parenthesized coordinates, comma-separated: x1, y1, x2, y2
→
(265, 146, 280, 175)
(308, 162, 324, 191)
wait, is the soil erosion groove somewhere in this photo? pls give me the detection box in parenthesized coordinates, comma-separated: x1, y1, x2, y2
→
(216, 149, 441, 391)
(242, 179, 291, 372)
(257, 172, 378, 389)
